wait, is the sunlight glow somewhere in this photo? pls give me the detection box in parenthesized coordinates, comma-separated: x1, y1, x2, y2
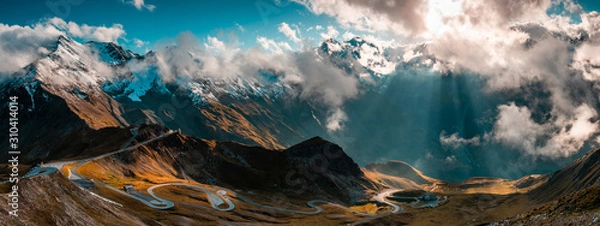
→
(426, 0, 464, 35)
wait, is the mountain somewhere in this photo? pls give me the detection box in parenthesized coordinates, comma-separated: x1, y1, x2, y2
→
(2, 34, 595, 183)
(497, 185, 600, 225)
(0, 35, 316, 164)
(527, 148, 600, 203)
(490, 148, 600, 225)
(0, 173, 155, 225)
(365, 160, 439, 185)
(318, 37, 397, 76)
(79, 125, 379, 205)
(0, 35, 404, 167)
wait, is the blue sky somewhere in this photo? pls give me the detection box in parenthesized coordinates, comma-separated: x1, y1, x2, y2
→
(0, 0, 343, 52)
(1, 0, 599, 53)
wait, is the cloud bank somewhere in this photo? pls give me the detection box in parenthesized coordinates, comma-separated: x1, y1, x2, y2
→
(151, 32, 359, 131)
(293, 0, 428, 36)
(0, 18, 125, 75)
(293, 0, 600, 158)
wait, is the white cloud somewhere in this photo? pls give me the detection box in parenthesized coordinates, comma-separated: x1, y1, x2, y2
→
(257, 36, 293, 54)
(492, 103, 546, 155)
(278, 22, 301, 43)
(445, 155, 457, 164)
(0, 18, 127, 74)
(124, 0, 156, 11)
(320, 26, 339, 40)
(440, 131, 481, 149)
(493, 103, 599, 158)
(133, 38, 148, 48)
(342, 31, 355, 40)
(289, 50, 359, 107)
(293, 0, 428, 36)
(152, 32, 359, 131)
(325, 108, 348, 132)
(573, 43, 600, 81)
(0, 23, 62, 74)
(235, 23, 245, 32)
(48, 18, 126, 43)
(204, 36, 228, 52)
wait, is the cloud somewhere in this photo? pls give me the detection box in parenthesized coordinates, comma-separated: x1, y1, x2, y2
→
(492, 103, 546, 155)
(48, 18, 126, 43)
(150, 32, 359, 131)
(0, 18, 126, 74)
(204, 36, 228, 52)
(123, 0, 156, 11)
(257, 36, 293, 54)
(342, 31, 355, 40)
(325, 108, 348, 132)
(492, 102, 599, 158)
(234, 23, 245, 32)
(440, 131, 481, 149)
(286, 50, 359, 131)
(289, 50, 359, 107)
(133, 38, 148, 48)
(320, 26, 339, 40)
(571, 12, 600, 81)
(278, 22, 301, 43)
(0, 23, 62, 74)
(294, 0, 428, 36)
(293, 0, 600, 156)
(573, 43, 600, 81)
(460, 0, 552, 28)
(410, 0, 600, 159)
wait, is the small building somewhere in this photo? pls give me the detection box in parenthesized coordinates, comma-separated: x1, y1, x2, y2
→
(419, 194, 437, 202)
(124, 184, 134, 192)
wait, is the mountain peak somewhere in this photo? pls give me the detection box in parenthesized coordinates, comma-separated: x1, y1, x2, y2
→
(348, 36, 366, 46)
(56, 34, 71, 44)
(288, 136, 331, 149)
(318, 37, 397, 75)
(87, 41, 141, 65)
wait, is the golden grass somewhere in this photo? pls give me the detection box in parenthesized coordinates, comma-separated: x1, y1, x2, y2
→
(350, 203, 388, 214)
(59, 162, 77, 177)
(397, 193, 531, 226)
(363, 170, 423, 190)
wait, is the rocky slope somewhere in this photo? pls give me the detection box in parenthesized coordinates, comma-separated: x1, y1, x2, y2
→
(0, 173, 157, 225)
(365, 160, 439, 185)
(527, 148, 600, 203)
(84, 125, 379, 205)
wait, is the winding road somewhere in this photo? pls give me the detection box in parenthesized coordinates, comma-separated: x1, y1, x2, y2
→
(65, 128, 178, 209)
(26, 128, 178, 209)
(22, 128, 407, 217)
(146, 183, 400, 216)
(373, 189, 404, 213)
(148, 183, 233, 211)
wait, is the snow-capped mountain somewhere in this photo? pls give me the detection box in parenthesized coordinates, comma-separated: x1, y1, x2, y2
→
(0, 34, 442, 176)
(0, 35, 329, 162)
(0, 35, 484, 182)
(9, 35, 403, 109)
(88, 41, 143, 66)
(319, 37, 398, 76)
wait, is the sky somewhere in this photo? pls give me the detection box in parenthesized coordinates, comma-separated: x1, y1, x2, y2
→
(0, 0, 598, 52)
(0, 0, 348, 52)
(1, 0, 600, 179)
